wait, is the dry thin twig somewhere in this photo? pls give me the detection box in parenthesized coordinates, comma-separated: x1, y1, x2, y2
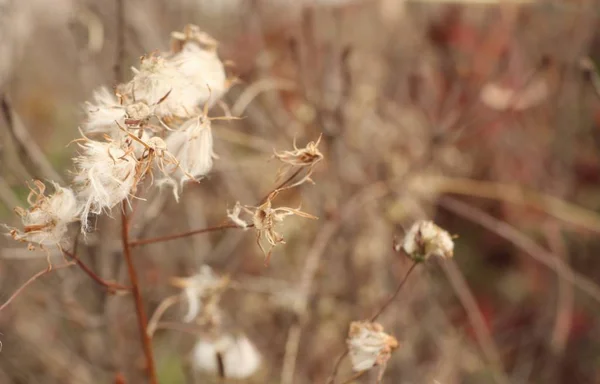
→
(440, 260, 509, 384)
(129, 166, 305, 249)
(370, 262, 419, 322)
(438, 196, 600, 303)
(544, 222, 573, 354)
(146, 294, 180, 338)
(0, 96, 65, 184)
(129, 222, 245, 248)
(426, 176, 600, 233)
(0, 176, 20, 210)
(62, 249, 130, 292)
(0, 262, 74, 312)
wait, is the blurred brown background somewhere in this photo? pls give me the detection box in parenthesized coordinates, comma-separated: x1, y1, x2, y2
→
(2, 0, 600, 383)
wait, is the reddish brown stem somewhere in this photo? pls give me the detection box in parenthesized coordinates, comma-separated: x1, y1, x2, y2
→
(260, 167, 304, 203)
(121, 206, 157, 384)
(128, 166, 302, 249)
(62, 249, 130, 292)
(369, 261, 419, 322)
(129, 223, 248, 248)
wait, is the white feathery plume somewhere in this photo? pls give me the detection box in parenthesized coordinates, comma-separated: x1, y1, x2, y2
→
(73, 136, 138, 231)
(118, 53, 203, 120)
(171, 43, 227, 108)
(158, 114, 216, 199)
(192, 334, 262, 379)
(83, 87, 127, 134)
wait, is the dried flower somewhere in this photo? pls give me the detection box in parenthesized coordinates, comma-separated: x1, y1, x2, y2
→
(170, 265, 229, 323)
(243, 192, 317, 265)
(274, 134, 323, 168)
(401, 220, 454, 262)
(273, 135, 323, 188)
(192, 334, 262, 379)
(157, 114, 216, 199)
(8, 180, 79, 247)
(347, 321, 398, 372)
(73, 136, 138, 231)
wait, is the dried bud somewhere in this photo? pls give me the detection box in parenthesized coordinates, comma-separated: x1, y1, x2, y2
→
(8, 180, 79, 247)
(402, 220, 454, 262)
(347, 321, 398, 372)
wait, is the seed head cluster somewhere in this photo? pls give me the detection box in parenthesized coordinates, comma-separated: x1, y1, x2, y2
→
(4, 25, 239, 244)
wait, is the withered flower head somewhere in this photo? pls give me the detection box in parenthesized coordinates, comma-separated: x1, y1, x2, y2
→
(9, 180, 79, 247)
(171, 265, 229, 324)
(273, 135, 323, 188)
(402, 220, 454, 262)
(242, 191, 317, 265)
(347, 321, 399, 372)
(273, 134, 323, 167)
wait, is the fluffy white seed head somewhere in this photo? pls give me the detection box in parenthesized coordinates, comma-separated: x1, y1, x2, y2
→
(171, 43, 227, 108)
(9, 181, 80, 246)
(347, 321, 398, 372)
(402, 220, 454, 261)
(118, 53, 204, 120)
(73, 137, 137, 231)
(192, 334, 262, 379)
(158, 115, 216, 199)
(83, 87, 127, 134)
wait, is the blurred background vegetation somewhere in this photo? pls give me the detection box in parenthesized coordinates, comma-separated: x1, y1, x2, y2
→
(2, 0, 600, 383)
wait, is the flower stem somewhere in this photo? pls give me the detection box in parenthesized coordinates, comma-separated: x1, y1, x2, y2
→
(370, 261, 419, 322)
(121, 205, 157, 384)
(129, 222, 248, 248)
(62, 249, 130, 292)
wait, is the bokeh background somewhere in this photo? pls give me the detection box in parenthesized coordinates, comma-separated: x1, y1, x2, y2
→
(2, 0, 600, 383)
